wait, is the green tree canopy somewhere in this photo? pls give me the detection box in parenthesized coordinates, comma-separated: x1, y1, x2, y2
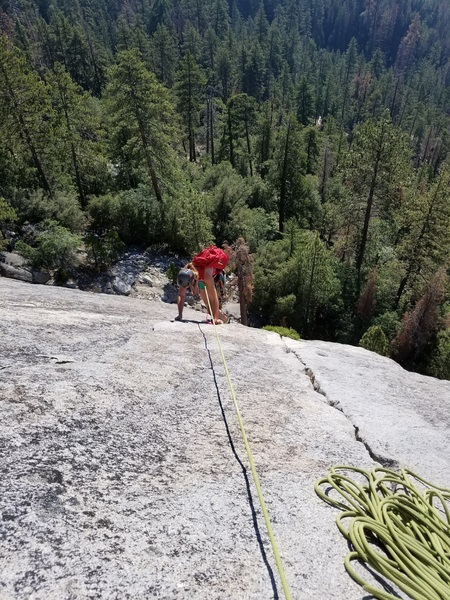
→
(103, 49, 179, 211)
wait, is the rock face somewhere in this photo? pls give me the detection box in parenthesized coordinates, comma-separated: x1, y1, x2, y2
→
(1, 278, 449, 600)
(0, 260, 33, 282)
(284, 339, 450, 486)
(0, 251, 51, 285)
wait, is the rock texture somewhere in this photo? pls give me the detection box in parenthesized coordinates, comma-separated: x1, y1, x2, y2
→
(1, 277, 449, 600)
(285, 339, 450, 486)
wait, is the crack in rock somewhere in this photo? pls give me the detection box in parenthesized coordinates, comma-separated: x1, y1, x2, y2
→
(354, 426, 399, 470)
(284, 341, 400, 471)
(304, 367, 327, 398)
(306, 367, 399, 469)
(36, 354, 75, 364)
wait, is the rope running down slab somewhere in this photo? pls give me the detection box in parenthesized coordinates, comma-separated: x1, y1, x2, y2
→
(202, 285, 292, 600)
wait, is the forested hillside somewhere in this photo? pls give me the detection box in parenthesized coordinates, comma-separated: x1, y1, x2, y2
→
(1, 0, 449, 378)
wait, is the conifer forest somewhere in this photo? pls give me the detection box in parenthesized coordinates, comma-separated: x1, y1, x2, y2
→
(1, 0, 450, 378)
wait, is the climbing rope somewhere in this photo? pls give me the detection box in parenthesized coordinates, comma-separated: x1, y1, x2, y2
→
(201, 283, 292, 600)
(315, 465, 450, 600)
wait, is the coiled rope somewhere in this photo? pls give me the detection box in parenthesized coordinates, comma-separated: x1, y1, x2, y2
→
(202, 285, 292, 600)
(315, 465, 450, 600)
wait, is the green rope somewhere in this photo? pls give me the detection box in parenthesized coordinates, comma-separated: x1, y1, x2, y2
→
(315, 466, 450, 600)
(202, 284, 292, 600)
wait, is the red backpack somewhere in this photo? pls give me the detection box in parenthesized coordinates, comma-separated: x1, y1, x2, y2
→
(192, 245, 228, 271)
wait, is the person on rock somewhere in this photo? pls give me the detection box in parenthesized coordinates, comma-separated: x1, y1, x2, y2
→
(175, 262, 199, 321)
(214, 270, 226, 310)
(175, 246, 229, 324)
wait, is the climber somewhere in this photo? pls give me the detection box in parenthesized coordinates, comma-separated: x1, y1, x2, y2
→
(175, 246, 229, 324)
(214, 270, 226, 309)
(175, 262, 199, 322)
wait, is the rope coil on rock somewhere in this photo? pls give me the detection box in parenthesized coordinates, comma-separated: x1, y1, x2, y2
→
(202, 286, 292, 600)
(315, 465, 450, 600)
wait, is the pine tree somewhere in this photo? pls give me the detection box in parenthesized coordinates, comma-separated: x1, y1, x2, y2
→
(41, 10, 104, 94)
(175, 51, 206, 162)
(359, 325, 389, 356)
(210, 0, 230, 39)
(250, 219, 341, 335)
(240, 41, 266, 100)
(223, 93, 257, 176)
(393, 161, 450, 308)
(104, 49, 178, 208)
(150, 24, 178, 87)
(0, 34, 55, 195)
(216, 43, 234, 101)
(395, 14, 421, 76)
(0, 197, 17, 246)
(254, 2, 269, 46)
(391, 269, 447, 367)
(287, 227, 340, 335)
(116, 16, 153, 69)
(232, 236, 253, 326)
(168, 185, 213, 254)
(182, 23, 202, 60)
(303, 125, 320, 174)
(296, 75, 315, 126)
(182, 0, 207, 36)
(266, 19, 282, 79)
(340, 110, 412, 286)
(270, 114, 308, 232)
(148, 0, 172, 34)
(202, 26, 218, 73)
(336, 37, 358, 163)
(356, 265, 378, 321)
(428, 329, 450, 381)
(47, 63, 106, 205)
(256, 99, 274, 175)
